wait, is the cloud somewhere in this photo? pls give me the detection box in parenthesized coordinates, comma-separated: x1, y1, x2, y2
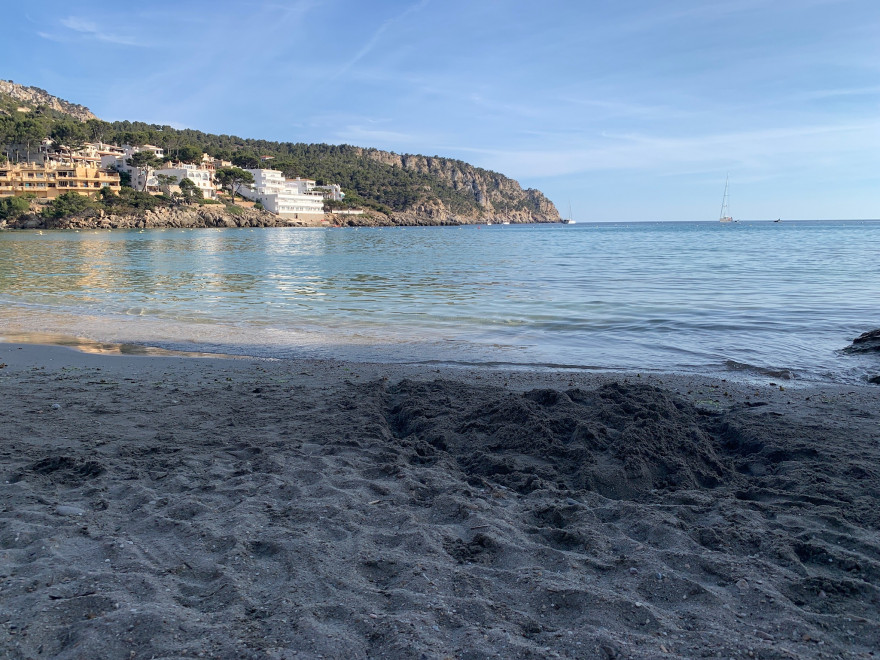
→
(58, 15, 143, 46)
(331, 0, 430, 80)
(455, 120, 880, 179)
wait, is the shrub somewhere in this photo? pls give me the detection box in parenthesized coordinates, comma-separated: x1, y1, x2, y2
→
(42, 192, 97, 219)
(0, 194, 33, 220)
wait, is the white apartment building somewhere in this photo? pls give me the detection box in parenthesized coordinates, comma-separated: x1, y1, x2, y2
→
(100, 144, 162, 192)
(153, 162, 218, 199)
(285, 177, 345, 202)
(238, 169, 325, 219)
(315, 183, 345, 202)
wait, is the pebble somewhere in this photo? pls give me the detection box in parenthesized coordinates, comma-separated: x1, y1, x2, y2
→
(56, 505, 85, 516)
(52, 403, 61, 410)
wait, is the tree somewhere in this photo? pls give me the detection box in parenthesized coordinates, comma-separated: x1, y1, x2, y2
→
(127, 151, 164, 191)
(0, 116, 14, 159)
(232, 154, 259, 169)
(156, 173, 177, 196)
(176, 144, 203, 164)
(13, 117, 46, 162)
(209, 148, 233, 162)
(214, 167, 254, 202)
(178, 177, 203, 203)
(127, 151, 163, 169)
(85, 119, 107, 143)
(50, 121, 87, 157)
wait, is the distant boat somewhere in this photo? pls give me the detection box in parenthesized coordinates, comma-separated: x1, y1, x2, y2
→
(502, 219, 510, 225)
(561, 201, 576, 224)
(719, 175, 733, 223)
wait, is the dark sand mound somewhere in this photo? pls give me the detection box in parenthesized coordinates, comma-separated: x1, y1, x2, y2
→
(1, 357, 879, 658)
(386, 380, 729, 498)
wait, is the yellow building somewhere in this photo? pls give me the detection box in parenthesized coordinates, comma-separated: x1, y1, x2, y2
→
(0, 162, 121, 199)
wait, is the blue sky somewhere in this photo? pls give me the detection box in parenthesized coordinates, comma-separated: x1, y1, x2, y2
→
(6, 0, 879, 220)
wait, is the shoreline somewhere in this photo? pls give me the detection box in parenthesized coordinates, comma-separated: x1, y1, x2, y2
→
(2, 342, 878, 658)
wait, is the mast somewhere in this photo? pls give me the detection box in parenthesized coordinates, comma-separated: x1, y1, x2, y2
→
(719, 174, 732, 222)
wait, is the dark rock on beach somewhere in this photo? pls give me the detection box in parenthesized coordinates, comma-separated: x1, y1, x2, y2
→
(845, 328, 880, 353)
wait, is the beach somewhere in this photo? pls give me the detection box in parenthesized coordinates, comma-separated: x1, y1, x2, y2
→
(1, 343, 878, 659)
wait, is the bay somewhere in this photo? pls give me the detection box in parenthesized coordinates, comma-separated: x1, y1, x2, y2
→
(1, 221, 878, 383)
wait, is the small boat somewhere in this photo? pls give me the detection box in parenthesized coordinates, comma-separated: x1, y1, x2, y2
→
(561, 201, 576, 224)
(719, 174, 733, 223)
(502, 219, 510, 225)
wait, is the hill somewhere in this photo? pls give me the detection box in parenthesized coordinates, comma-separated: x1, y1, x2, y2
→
(0, 83, 560, 224)
(0, 80, 97, 122)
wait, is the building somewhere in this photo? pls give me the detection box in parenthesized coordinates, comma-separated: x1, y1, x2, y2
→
(314, 183, 344, 202)
(236, 169, 326, 220)
(153, 162, 218, 199)
(0, 161, 121, 199)
(284, 177, 344, 202)
(100, 144, 169, 192)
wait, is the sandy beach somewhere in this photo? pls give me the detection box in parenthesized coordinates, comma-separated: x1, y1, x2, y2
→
(1, 343, 878, 659)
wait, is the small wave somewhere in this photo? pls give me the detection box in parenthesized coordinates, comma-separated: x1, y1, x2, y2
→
(724, 360, 796, 380)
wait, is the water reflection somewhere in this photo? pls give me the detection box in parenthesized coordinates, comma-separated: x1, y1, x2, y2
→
(0, 331, 237, 358)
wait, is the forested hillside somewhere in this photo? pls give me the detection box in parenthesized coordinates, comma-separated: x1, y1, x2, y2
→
(1, 82, 560, 223)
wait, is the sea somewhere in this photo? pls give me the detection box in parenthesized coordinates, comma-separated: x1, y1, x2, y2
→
(1, 221, 878, 384)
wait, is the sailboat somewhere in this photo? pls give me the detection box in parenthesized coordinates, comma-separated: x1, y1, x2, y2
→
(719, 175, 733, 223)
(561, 201, 576, 224)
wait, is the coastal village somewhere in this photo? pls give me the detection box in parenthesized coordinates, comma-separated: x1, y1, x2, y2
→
(1, 81, 562, 227)
(0, 137, 357, 224)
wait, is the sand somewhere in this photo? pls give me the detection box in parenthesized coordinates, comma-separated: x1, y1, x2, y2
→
(0, 343, 878, 659)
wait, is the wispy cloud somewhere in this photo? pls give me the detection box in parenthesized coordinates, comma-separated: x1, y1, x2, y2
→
(457, 120, 880, 179)
(38, 16, 144, 46)
(330, 0, 430, 80)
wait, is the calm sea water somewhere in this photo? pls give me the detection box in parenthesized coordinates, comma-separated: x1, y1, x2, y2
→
(1, 221, 878, 383)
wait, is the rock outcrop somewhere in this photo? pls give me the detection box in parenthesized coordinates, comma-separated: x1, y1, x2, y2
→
(357, 148, 560, 224)
(3, 206, 308, 230)
(844, 329, 880, 354)
(0, 81, 97, 122)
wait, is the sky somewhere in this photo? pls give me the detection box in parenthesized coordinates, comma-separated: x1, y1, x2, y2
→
(5, 0, 879, 221)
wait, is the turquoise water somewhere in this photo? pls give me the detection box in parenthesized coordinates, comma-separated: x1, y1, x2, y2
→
(1, 221, 878, 382)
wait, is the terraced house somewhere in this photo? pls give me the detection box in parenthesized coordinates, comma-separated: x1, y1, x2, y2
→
(0, 161, 121, 199)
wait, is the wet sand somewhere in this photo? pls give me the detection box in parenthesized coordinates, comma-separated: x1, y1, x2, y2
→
(0, 343, 878, 659)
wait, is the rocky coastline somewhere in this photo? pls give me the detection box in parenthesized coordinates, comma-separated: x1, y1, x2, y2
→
(1, 205, 562, 231)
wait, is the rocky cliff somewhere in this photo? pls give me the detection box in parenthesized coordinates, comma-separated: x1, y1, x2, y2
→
(358, 148, 560, 224)
(0, 81, 97, 122)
